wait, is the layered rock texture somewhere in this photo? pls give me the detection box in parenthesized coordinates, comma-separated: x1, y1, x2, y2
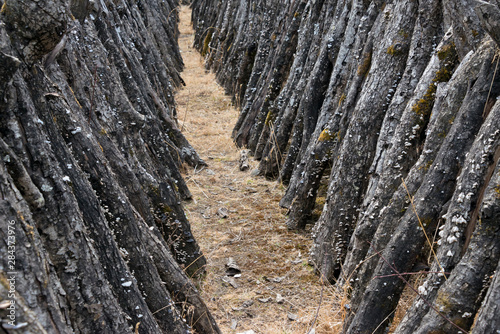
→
(0, 0, 220, 333)
(192, 0, 500, 332)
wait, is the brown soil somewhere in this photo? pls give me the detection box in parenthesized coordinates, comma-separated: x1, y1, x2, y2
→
(176, 5, 344, 334)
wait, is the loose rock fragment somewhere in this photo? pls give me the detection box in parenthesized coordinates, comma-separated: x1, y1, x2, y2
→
(222, 276, 239, 288)
(242, 300, 254, 308)
(239, 149, 250, 171)
(226, 257, 242, 276)
(245, 187, 258, 193)
(217, 207, 229, 218)
(250, 168, 260, 176)
(257, 297, 272, 303)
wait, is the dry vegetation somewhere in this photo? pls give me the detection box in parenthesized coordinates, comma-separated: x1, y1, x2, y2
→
(176, 6, 346, 333)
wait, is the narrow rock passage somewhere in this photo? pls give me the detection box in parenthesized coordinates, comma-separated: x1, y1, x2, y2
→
(176, 6, 343, 334)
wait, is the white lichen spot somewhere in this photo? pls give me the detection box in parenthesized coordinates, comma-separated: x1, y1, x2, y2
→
(447, 235, 458, 244)
(446, 250, 454, 257)
(41, 184, 53, 192)
(71, 127, 82, 135)
(62, 176, 71, 182)
(462, 312, 472, 318)
(418, 285, 427, 295)
(451, 215, 467, 224)
(121, 281, 132, 287)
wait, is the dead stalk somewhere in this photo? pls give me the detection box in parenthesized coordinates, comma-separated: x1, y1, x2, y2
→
(401, 178, 446, 278)
(368, 241, 467, 333)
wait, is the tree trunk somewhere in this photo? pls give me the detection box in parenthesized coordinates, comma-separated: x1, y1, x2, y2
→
(346, 40, 499, 333)
(192, 0, 500, 332)
(470, 257, 500, 333)
(396, 70, 500, 334)
(0, 0, 220, 333)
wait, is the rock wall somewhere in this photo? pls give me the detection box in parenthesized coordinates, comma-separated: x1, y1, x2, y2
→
(192, 0, 500, 332)
(0, 0, 220, 333)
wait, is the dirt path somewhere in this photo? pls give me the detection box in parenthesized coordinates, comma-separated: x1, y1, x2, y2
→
(176, 6, 341, 333)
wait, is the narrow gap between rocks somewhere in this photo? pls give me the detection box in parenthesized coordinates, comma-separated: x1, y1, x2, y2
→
(176, 6, 343, 334)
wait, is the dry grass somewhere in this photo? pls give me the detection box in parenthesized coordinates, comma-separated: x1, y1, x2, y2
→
(176, 6, 345, 333)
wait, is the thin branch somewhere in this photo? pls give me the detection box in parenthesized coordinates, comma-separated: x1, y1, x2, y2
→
(181, 88, 190, 132)
(367, 241, 467, 333)
(373, 271, 450, 279)
(307, 279, 324, 334)
(371, 308, 396, 334)
(134, 322, 140, 334)
(483, 52, 499, 118)
(401, 178, 446, 279)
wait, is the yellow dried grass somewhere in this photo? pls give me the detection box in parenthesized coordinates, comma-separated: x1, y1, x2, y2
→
(176, 6, 343, 333)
